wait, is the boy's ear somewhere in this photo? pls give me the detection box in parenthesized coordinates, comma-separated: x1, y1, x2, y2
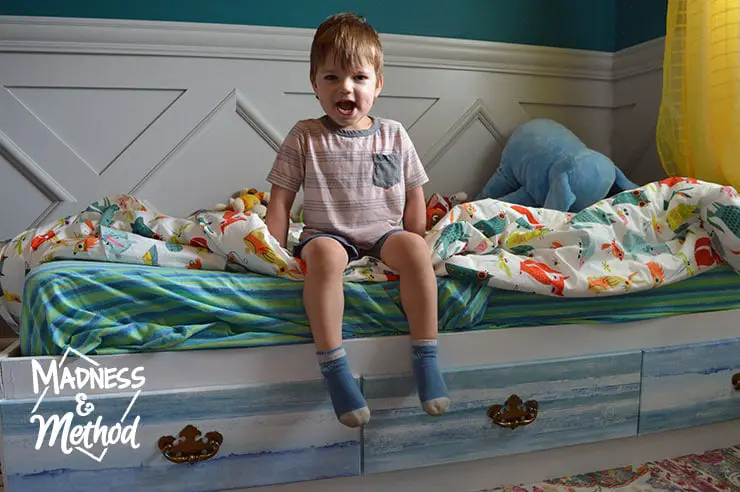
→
(311, 79, 319, 99)
(375, 74, 384, 97)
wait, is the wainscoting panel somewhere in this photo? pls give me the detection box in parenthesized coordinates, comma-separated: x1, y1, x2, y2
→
(611, 37, 667, 186)
(0, 17, 658, 241)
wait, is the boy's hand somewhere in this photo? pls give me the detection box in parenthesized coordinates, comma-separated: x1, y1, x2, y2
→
(265, 185, 296, 248)
(403, 186, 427, 237)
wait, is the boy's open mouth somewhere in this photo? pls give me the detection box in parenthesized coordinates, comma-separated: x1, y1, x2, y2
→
(336, 100, 356, 115)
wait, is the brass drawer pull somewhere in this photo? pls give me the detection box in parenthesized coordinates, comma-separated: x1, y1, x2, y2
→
(733, 373, 740, 390)
(158, 424, 223, 464)
(488, 394, 538, 429)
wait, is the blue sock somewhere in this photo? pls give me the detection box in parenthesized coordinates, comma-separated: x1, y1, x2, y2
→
(317, 347, 370, 428)
(412, 339, 450, 416)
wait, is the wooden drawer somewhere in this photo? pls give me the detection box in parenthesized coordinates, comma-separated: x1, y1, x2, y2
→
(0, 379, 360, 491)
(639, 337, 740, 435)
(362, 351, 641, 473)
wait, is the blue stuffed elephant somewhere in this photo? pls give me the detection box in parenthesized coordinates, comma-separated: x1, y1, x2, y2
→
(477, 119, 638, 211)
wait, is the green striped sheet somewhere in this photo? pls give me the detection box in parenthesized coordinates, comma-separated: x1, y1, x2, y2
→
(18, 260, 740, 356)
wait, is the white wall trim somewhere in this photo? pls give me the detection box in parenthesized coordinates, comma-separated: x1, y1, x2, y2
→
(234, 90, 284, 152)
(613, 37, 666, 80)
(0, 16, 616, 80)
(423, 98, 504, 172)
(0, 128, 73, 203)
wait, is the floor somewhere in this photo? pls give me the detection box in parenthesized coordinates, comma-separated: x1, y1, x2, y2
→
(1, 447, 739, 491)
(484, 444, 740, 491)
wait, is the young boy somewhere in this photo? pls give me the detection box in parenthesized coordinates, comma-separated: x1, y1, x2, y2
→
(265, 13, 449, 428)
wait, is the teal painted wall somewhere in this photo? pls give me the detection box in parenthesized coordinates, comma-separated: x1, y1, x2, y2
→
(616, 1, 668, 51)
(0, 0, 667, 52)
(0, 0, 617, 51)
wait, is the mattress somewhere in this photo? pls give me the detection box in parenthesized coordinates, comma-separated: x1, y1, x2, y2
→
(18, 260, 740, 356)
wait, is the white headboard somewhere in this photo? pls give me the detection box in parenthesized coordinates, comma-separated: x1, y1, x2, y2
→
(0, 16, 666, 241)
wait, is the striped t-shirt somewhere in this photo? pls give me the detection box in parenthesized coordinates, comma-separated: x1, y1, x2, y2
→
(266, 116, 428, 250)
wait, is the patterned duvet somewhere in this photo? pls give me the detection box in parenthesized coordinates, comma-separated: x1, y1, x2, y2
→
(2, 176, 740, 354)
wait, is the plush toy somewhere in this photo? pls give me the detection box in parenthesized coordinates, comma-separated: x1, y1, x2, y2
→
(215, 188, 271, 219)
(425, 192, 467, 230)
(476, 119, 638, 212)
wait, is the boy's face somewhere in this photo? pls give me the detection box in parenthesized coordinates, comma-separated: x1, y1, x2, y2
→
(312, 54, 383, 130)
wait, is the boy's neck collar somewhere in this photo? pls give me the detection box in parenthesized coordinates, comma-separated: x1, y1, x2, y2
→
(320, 115, 380, 137)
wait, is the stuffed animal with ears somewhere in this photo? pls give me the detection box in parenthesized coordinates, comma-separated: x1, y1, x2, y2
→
(215, 188, 271, 219)
(476, 119, 638, 212)
(425, 192, 467, 230)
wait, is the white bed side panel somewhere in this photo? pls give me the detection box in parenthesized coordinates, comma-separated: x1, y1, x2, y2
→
(3, 308, 739, 399)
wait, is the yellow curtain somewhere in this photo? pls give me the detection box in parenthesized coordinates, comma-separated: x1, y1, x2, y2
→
(656, 0, 740, 188)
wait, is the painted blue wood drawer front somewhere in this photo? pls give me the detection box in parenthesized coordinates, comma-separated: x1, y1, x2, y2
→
(0, 379, 360, 492)
(639, 337, 740, 435)
(362, 351, 642, 473)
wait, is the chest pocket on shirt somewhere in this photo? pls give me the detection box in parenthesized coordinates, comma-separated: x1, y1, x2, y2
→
(372, 152, 402, 189)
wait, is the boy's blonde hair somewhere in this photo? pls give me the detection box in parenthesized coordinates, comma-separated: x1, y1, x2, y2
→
(310, 13, 384, 85)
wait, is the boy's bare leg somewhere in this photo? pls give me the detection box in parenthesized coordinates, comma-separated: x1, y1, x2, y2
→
(302, 237, 347, 351)
(380, 232, 450, 416)
(302, 237, 370, 427)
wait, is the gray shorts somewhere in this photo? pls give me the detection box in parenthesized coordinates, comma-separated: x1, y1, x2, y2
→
(293, 229, 403, 263)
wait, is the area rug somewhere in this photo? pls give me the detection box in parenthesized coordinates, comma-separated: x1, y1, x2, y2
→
(482, 445, 740, 491)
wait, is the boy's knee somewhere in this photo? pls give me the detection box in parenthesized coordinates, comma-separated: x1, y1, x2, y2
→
(302, 237, 349, 273)
(383, 231, 430, 266)
(397, 232, 428, 255)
